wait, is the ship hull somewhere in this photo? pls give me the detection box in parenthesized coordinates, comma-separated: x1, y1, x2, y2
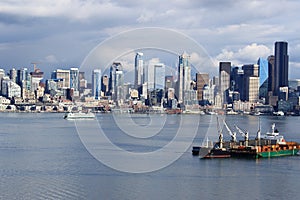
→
(258, 149, 299, 158)
(202, 148, 231, 159)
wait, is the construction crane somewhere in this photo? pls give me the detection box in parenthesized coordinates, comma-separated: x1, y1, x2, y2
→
(223, 120, 237, 142)
(234, 124, 249, 146)
(31, 62, 40, 71)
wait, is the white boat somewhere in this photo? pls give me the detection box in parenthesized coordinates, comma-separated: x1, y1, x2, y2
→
(273, 111, 284, 116)
(64, 112, 96, 119)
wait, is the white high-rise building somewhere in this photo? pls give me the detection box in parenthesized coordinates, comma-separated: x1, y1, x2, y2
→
(245, 76, 259, 103)
(109, 62, 124, 103)
(1, 77, 21, 98)
(70, 68, 79, 91)
(52, 69, 70, 89)
(177, 53, 192, 104)
(134, 52, 144, 89)
(92, 69, 102, 100)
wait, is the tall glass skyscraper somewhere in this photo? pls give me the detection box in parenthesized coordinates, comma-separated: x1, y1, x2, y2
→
(109, 62, 123, 102)
(275, 41, 289, 94)
(70, 68, 79, 91)
(92, 69, 102, 100)
(177, 53, 191, 104)
(219, 62, 231, 104)
(257, 58, 269, 99)
(134, 52, 143, 90)
(257, 58, 268, 86)
(154, 63, 165, 90)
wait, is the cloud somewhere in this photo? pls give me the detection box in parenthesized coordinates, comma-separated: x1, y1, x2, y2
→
(1, 0, 300, 78)
(216, 43, 272, 66)
(44, 55, 58, 64)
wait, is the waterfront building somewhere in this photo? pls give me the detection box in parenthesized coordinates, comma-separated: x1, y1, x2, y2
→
(1, 77, 21, 98)
(92, 69, 102, 100)
(196, 73, 209, 101)
(219, 62, 231, 105)
(134, 52, 144, 90)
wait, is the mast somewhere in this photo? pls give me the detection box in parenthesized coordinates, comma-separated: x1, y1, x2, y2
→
(217, 116, 223, 149)
(256, 117, 261, 145)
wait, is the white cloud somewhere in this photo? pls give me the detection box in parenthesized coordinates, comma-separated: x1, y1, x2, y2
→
(216, 43, 272, 66)
(1, 1, 300, 77)
(44, 55, 58, 64)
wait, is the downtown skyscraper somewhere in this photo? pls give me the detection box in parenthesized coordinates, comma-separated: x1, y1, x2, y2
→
(274, 41, 289, 94)
(176, 52, 191, 104)
(219, 62, 231, 105)
(134, 52, 144, 91)
(92, 69, 102, 100)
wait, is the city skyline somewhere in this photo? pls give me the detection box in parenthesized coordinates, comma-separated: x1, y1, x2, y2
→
(0, 1, 300, 78)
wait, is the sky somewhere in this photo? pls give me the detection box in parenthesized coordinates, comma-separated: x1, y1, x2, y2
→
(1, 0, 300, 80)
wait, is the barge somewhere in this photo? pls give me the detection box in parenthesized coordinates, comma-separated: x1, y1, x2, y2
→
(194, 121, 300, 159)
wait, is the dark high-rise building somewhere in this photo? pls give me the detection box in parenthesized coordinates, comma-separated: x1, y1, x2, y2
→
(268, 55, 275, 93)
(242, 64, 259, 77)
(231, 66, 244, 97)
(219, 62, 231, 104)
(242, 64, 259, 102)
(275, 41, 289, 92)
(101, 75, 109, 96)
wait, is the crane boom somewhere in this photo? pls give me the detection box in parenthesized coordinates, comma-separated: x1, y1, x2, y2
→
(234, 125, 246, 137)
(224, 120, 236, 142)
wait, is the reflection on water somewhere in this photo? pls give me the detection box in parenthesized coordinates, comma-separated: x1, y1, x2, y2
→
(0, 113, 300, 199)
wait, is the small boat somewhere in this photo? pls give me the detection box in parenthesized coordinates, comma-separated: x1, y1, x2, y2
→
(64, 112, 96, 120)
(273, 111, 284, 116)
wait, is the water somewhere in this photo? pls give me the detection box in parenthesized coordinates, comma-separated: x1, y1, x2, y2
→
(0, 113, 300, 200)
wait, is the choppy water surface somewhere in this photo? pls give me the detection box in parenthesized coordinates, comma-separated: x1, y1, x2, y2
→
(0, 113, 299, 200)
